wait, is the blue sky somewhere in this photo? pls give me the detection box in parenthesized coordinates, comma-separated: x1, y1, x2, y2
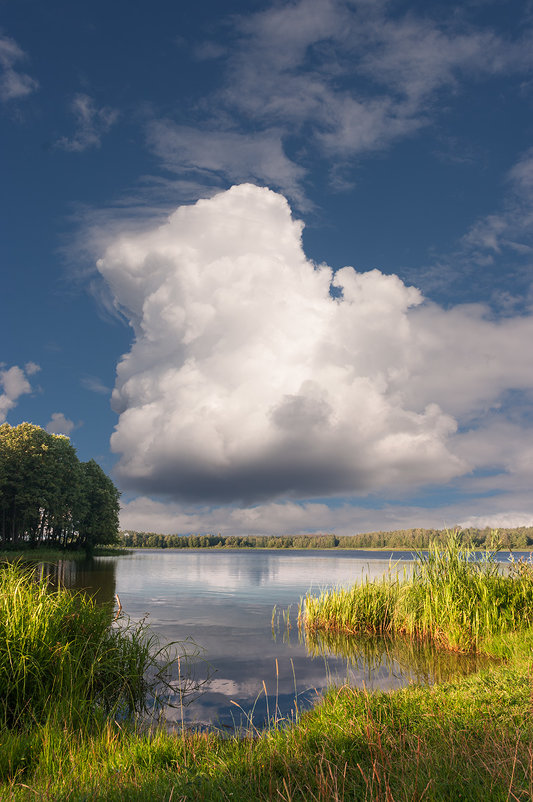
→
(2, 0, 533, 536)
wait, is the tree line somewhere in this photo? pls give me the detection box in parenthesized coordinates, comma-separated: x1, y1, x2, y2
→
(0, 422, 120, 554)
(120, 526, 533, 551)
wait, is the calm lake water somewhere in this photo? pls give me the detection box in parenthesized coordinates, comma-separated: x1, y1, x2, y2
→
(51, 548, 510, 730)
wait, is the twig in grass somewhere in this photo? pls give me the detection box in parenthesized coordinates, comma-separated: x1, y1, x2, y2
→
(113, 593, 123, 620)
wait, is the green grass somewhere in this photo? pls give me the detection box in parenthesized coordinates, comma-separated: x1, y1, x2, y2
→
(2, 536, 533, 800)
(303, 533, 533, 654)
(0, 546, 130, 561)
(0, 561, 189, 730)
(1, 650, 533, 801)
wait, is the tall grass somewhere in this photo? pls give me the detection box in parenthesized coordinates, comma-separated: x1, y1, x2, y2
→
(0, 561, 193, 728)
(303, 533, 533, 653)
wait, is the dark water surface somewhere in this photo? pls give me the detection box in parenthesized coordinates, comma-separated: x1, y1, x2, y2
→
(50, 548, 506, 729)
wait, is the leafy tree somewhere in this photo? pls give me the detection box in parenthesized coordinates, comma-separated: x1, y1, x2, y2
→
(0, 423, 120, 552)
(78, 459, 120, 555)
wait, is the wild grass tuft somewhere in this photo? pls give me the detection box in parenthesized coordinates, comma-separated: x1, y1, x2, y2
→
(0, 560, 191, 729)
(303, 532, 533, 654)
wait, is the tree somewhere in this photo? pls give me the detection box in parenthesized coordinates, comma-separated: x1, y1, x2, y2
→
(0, 423, 120, 552)
(0, 422, 69, 545)
(78, 459, 120, 555)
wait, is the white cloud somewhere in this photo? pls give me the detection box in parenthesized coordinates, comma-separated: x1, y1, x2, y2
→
(45, 412, 76, 436)
(402, 143, 533, 302)
(222, 1, 533, 155)
(0, 363, 40, 423)
(24, 361, 40, 376)
(356, 14, 533, 103)
(147, 121, 308, 208)
(462, 148, 533, 261)
(144, 1, 533, 205)
(119, 495, 533, 538)
(460, 512, 533, 530)
(0, 33, 38, 102)
(97, 184, 533, 505)
(57, 93, 119, 152)
(397, 304, 533, 417)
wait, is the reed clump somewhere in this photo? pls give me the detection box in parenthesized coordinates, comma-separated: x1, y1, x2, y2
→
(303, 533, 533, 653)
(0, 561, 184, 728)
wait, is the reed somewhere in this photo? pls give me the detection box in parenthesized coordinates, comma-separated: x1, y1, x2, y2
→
(303, 533, 533, 653)
(0, 560, 189, 728)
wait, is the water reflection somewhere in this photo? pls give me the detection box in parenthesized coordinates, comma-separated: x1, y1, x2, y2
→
(16, 549, 503, 731)
(34, 557, 117, 607)
(302, 629, 490, 688)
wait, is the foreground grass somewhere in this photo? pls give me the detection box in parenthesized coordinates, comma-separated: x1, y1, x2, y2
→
(2, 646, 532, 801)
(2, 540, 533, 800)
(0, 562, 191, 731)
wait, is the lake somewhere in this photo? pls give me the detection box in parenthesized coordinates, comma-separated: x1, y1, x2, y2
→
(52, 548, 503, 730)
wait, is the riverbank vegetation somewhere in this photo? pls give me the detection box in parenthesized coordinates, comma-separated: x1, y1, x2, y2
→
(0, 422, 120, 555)
(303, 535, 533, 653)
(121, 525, 533, 550)
(0, 546, 129, 562)
(1, 537, 533, 800)
(0, 562, 189, 732)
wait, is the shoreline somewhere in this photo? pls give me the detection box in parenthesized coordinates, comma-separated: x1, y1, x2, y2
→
(2, 539, 533, 799)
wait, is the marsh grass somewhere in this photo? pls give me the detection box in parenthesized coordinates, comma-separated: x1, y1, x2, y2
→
(2, 653, 533, 800)
(303, 533, 533, 654)
(0, 560, 198, 730)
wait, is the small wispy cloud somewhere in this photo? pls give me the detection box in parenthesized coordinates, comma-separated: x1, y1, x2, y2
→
(404, 145, 533, 303)
(147, 121, 308, 208)
(461, 148, 533, 263)
(57, 93, 119, 152)
(0, 32, 39, 102)
(81, 375, 110, 395)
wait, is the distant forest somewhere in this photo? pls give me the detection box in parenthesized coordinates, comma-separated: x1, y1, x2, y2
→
(120, 527, 533, 551)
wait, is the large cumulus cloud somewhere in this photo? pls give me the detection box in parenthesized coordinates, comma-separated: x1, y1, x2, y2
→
(97, 184, 533, 504)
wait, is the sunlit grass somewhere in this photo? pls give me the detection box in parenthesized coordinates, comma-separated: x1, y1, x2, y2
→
(303, 533, 533, 654)
(0, 561, 193, 730)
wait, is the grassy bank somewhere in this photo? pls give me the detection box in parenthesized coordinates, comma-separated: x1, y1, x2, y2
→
(2, 541, 533, 800)
(0, 561, 189, 732)
(304, 535, 533, 654)
(0, 546, 130, 562)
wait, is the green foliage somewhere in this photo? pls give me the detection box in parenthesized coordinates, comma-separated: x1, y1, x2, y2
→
(119, 526, 533, 550)
(303, 534, 533, 653)
(0, 422, 120, 552)
(0, 561, 191, 729)
(78, 460, 120, 554)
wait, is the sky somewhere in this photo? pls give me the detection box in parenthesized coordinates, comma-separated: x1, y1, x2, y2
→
(2, 0, 533, 537)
